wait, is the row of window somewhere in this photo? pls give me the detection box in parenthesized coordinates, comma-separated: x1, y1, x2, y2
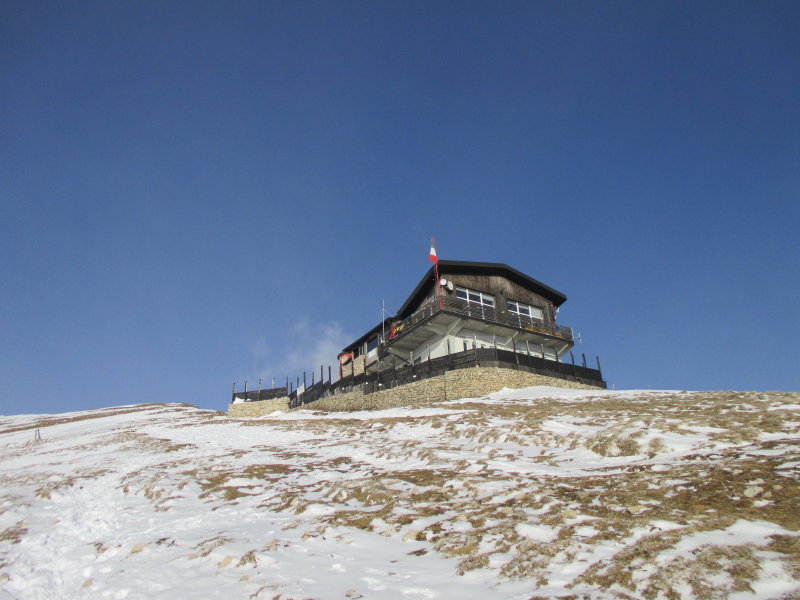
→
(455, 286, 495, 308)
(455, 286, 543, 320)
(507, 299, 544, 320)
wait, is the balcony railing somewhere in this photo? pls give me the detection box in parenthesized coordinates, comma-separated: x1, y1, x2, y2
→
(385, 296, 573, 347)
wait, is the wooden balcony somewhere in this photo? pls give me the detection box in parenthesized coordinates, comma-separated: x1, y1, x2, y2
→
(381, 296, 574, 363)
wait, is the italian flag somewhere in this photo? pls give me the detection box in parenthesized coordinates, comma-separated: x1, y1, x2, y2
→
(429, 238, 438, 263)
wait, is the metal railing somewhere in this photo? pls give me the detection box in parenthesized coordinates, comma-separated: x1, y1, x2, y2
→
(232, 387, 289, 403)
(385, 296, 573, 348)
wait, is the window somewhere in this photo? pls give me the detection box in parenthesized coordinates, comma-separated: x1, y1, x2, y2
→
(455, 286, 495, 308)
(367, 336, 378, 353)
(507, 299, 543, 320)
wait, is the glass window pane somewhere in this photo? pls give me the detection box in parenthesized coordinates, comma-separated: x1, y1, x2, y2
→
(469, 292, 480, 303)
(506, 300, 515, 312)
(456, 288, 467, 299)
(531, 306, 543, 319)
(483, 296, 494, 307)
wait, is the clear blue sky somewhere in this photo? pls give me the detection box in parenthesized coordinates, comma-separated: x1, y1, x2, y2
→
(2, 1, 798, 415)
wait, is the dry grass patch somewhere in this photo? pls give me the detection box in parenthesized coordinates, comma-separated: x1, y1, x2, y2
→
(192, 535, 235, 558)
(0, 404, 192, 436)
(34, 469, 109, 499)
(0, 521, 27, 544)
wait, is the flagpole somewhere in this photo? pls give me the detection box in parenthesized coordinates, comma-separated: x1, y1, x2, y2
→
(432, 237, 443, 309)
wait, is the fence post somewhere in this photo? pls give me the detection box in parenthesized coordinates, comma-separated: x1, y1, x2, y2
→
(596, 356, 602, 374)
(328, 365, 332, 385)
(582, 353, 586, 368)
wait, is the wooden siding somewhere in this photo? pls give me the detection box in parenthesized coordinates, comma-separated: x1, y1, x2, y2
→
(405, 272, 557, 327)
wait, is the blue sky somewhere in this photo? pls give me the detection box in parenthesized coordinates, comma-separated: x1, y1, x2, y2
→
(2, 1, 798, 415)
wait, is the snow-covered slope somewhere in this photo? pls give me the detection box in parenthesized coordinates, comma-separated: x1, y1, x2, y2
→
(1, 387, 799, 599)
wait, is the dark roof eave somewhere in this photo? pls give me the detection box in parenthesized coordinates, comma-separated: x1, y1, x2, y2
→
(341, 318, 393, 354)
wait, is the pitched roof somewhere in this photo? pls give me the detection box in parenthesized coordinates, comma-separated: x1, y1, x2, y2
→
(341, 261, 568, 353)
(395, 260, 567, 318)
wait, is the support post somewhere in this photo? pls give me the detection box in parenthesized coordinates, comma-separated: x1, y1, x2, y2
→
(581, 353, 586, 368)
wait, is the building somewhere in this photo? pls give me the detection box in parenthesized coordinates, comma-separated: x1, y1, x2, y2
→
(229, 260, 605, 416)
(338, 260, 605, 388)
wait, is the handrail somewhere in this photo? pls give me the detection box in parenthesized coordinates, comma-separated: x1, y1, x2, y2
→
(385, 297, 573, 348)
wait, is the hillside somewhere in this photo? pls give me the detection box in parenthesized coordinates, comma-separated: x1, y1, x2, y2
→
(1, 387, 799, 599)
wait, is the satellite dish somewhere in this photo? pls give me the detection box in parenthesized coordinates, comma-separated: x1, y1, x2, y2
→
(447, 280, 454, 291)
(440, 277, 447, 286)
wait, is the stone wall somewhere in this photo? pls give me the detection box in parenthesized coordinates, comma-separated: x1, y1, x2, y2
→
(339, 355, 366, 378)
(302, 367, 601, 413)
(227, 397, 290, 417)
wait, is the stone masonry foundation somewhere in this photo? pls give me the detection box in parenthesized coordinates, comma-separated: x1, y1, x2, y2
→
(226, 367, 602, 417)
(227, 397, 290, 418)
(294, 367, 601, 413)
